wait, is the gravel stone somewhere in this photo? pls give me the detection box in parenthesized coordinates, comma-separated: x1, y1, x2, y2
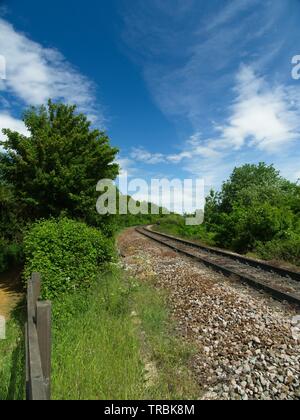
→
(118, 228, 300, 400)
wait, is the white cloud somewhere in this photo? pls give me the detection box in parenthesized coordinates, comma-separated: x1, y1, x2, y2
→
(125, 64, 300, 189)
(167, 132, 221, 163)
(0, 112, 29, 151)
(116, 157, 137, 178)
(0, 18, 103, 124)
(205, 0, 259, 31)
(167, 151, 190, 163)
(215, 65, 300, 152)
(131, 147, 165, 164)
(130, 132, 221, 166)
(0, 112, 28, 136)
(122, 0, 287, 129)
(168, 145, 220, 163)
(119, 2, 300, 189)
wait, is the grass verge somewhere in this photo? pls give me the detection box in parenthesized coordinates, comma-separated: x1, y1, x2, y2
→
(153, 222, 216, 247)
(0, 303, 25, 400)
(0, 265, 200, 400)
(51, 267, 199, 400)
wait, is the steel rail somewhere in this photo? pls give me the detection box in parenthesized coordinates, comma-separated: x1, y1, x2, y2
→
(136, 227, 300, 306)
(144, 227, 300, 282)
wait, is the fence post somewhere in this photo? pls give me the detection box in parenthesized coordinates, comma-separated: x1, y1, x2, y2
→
(31, 272, 41, 321)
(25, 322, 29, 400)
(36, 300, 52, 400)
(26, 273, 52, 400)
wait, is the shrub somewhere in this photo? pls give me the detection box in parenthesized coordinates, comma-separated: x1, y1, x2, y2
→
(153, 216, 217, 248)
(256, 233, 300, 266)
(23, 218, 115, 299)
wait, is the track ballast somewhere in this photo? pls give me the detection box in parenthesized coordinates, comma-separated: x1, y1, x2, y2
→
(136, 227, 300, 306)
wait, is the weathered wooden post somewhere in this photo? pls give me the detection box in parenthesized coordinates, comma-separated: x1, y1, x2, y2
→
(31, 272, 41, 320)
(26, 272, 52, 400)
(36, 300, 52, 400)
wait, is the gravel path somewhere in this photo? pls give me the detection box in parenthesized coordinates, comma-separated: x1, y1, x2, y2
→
(118, 228, 300, 400)
(0, 268, 23, 320)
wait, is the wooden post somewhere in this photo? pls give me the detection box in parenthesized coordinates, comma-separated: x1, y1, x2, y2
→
(25, 322, 30, 400)
(26, 273, 51, 400)
(36, 301, 52, 400)
(31, 273, 41, 321)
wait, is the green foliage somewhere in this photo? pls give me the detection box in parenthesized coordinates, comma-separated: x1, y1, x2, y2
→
(23, 218, 115, 300)
(256, 232, 300, 266)
(0, 100, 119, 228)
(0, 100, 120, 273)
(0, 304, 25, 401)
(215, 162, 285, 213)
(211, 203, 295, 252)
(155, 163, 300, 265)
(0, 182, 23, 273)
(153, 214, 216, 246)
(0, 182, 22, 241)
(204, 163, 300, 256)
(51, 268, 199, 400)
(114, 195, 170, 229)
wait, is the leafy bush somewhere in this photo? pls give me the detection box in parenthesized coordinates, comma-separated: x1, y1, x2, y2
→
(154, 215, 216, 246)
(204, 163, 300, 260)
(212, 203, 294, 253)
(23, 218, 115, 299)
(256, 233, 300, 266)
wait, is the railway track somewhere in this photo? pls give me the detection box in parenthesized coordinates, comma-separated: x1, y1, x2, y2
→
(135, 226, 300, 306)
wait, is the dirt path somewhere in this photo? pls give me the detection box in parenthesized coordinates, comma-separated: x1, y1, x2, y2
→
(0, 267, 23, 320)
(118, 228, 300, 400)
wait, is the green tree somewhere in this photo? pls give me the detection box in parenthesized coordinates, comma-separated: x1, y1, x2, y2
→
(0, 101, 119, 228)
(204, 163, 300, 253)
(0, 182, 20, 240)
(218, 163, 284, 213)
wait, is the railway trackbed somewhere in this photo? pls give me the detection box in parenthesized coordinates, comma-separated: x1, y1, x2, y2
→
(135, 227, 300, 306)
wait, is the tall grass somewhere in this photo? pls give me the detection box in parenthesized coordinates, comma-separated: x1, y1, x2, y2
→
(51, 268, 199, 400)
(0, 267, 200, 400)
(52, 271, 144, 399)
(0, 304, 25, 400)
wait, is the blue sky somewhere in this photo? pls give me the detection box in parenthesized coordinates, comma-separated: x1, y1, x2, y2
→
(0, 0, 300, 208)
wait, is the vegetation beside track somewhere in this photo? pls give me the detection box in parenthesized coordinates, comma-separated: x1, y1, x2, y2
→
(51, 267, 199, 400)
(154, 163, 300, 267)
(0, 304, 25, 401)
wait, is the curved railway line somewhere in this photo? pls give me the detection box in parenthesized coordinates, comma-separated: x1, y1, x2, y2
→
(136, 226, 300, 307)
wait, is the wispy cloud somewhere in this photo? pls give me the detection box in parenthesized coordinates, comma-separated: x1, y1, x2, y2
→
(214, 65, 300, 152)
(167, 132, 221, 162)
(130, 147, 165, 164)
(0, 18, 103, 124)
(130, 132, 221, 166)
(120, 1, 300, 186)
(126, 62, 300, 187)
(121, 0, 288, 128)
(205, 0, 259, 31)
